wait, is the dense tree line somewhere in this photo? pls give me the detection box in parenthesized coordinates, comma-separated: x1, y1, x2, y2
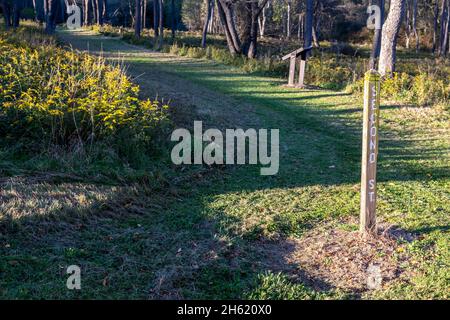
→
(1, 0, 449, 74)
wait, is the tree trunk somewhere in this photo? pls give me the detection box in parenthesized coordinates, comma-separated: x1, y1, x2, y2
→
(223, 0, 241, 52)
(44, 0, 58, 34)
(312, 0, 322, 47)
(92, 0, 98, 25)
(94, 0, 99, 25)
(246, 0, 269, 58)
(33, 0, 46, 22)
(202, 0, 213, 48)
(153, 0, 159, 37)
(378, 0, 406, 76)
(12, 0, 21, 28)
(135, 0, 141, 37)
(239, 0, 253, 55)
(60, 0, 65, 26)
(312, 26, 319, 47)
(217, 0, 241, 54)
(141, 0, 144, 29)
(432, 0, 439, 53)
(45, 0, 52, 33)
(1, 0, 12, 29)
(80, 0, 85, 25)
(439, 0, 446, 54)
(156, 0, 164, 48)
(103, 0, 108, 23)
(32, 0, 37, 21)
(298, 13, 304, 41)
(84, 0, 89, 25)
(43, 0, 48, 29)
(247, 0, 259, 58)
(208, 2, 215, 33)
(217, 0, 268, 57)
(439, 0, 450, 56)
(142, 0, 146, 29)
(412, 0, 418, 52)
(258, 0, 269, 37)
(171, 0, 176, 40)
(443, 1, 450, 55)
(216, 1, 236, 53)
(404, 0, 411, 49)
(304, 0, 313, 49)
(287, 0, 291, 38)
(369, 0, 385, 69)
(98, 0, 103, 25)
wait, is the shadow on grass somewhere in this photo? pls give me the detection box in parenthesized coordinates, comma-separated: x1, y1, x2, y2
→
(1, 30, 446, 299)
(0, 175, 343, 299)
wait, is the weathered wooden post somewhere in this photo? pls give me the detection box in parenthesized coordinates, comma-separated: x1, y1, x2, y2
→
(360, 70, 381, 234)
(298, 51, 307, 88)
(288, 55, 296, 86)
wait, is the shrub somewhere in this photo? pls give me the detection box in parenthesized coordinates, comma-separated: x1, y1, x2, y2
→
(98, 24, 120, 37)
(178, 44, 189, 56)
(0, 27, 170, 162)
(169, 42, 180, 55)
(306, 56, 356, 89)
(346, 71, 449, 107)
(187, 46, 206, 59)
(382, 72, 412, 101)
(205, 46, 213, 59)
(410, 72, 449, 106)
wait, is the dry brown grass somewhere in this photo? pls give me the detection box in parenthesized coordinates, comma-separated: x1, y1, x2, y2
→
(252, 218, 415, 294)
(0, 178, 118, 222)
(0, 175, 161, 236)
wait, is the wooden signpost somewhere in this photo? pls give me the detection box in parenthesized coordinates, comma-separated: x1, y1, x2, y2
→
(360, 70, 381, 234)
(281, 46, 313, 87)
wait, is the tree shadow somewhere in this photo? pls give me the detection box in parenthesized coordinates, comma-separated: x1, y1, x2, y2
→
(0, 177, 342, 299)
(2, 30, 445, 299)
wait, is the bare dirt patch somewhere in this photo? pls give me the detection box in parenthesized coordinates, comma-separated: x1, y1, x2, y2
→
(253, 219, 414, 294)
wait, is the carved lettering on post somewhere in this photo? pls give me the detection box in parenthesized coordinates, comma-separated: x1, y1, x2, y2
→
(360, 70, 381, 234)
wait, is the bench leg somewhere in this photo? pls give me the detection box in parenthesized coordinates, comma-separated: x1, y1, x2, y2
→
(298, 59, 306, 87)
(288, 57, 296, 86)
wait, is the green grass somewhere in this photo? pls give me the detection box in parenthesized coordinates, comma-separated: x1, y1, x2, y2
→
(0, 29, 448, 299)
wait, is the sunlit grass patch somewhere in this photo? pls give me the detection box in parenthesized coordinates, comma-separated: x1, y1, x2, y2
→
(246, 272, 327, 300)
(206, 184, 360, 239)
(0, 178, 119, 224)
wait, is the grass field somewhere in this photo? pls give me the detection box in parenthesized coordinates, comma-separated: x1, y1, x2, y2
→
(0, 29, 448, 299)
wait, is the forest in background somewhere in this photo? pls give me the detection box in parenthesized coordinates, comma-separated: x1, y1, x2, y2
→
(2, 0, 450, 57)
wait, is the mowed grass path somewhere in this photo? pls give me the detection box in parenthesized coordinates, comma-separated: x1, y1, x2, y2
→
(1, 29, 448, 299)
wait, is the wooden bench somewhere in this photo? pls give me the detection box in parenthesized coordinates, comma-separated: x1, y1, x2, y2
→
(281, 46, 313, 87)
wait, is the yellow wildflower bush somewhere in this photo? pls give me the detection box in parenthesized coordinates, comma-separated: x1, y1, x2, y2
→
(0, 27, 170, 157)
(346, 71, 449, 107)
